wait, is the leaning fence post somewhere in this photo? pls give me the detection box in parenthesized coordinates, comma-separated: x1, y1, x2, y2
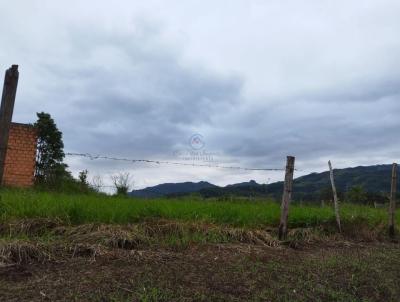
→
(278, 156, 295, 240)
(328, 160, 341, 232)
(389, 163, 397, 238)
(0, 65, 19, 186)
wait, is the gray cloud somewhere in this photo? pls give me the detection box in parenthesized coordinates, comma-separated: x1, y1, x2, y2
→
(15, 23, 242, 162)
(1, 1, 400, 188)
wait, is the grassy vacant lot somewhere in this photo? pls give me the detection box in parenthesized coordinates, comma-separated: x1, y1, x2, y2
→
(0, 189, 399, 301)
(0, 189, 398, 228)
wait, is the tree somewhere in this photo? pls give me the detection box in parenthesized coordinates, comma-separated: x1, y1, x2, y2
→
(91, 175, 104, 192)
(319, 186, 333, 203)
(34, 112, 69, 185)
(319, 186, 344, 204)
(78, 170, 88, 185)
(111, 172, 133, 196)
(78, 169, 89, 191)
(346, 185, 367, 204)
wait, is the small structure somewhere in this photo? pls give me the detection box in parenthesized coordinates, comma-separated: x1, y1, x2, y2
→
(0, 65, 37, 187)
(3, 123, 37, 187)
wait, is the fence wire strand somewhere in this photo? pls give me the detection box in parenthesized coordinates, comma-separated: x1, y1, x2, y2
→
(65, 152, 286, 171)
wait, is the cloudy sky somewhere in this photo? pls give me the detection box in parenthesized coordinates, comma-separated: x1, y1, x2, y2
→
(1, 1, 400, 190)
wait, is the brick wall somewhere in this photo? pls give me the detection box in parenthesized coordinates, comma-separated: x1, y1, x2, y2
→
(3, 123, 37, 187)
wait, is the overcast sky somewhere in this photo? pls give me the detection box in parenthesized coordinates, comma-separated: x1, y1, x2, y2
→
(1, 1, 400, 190)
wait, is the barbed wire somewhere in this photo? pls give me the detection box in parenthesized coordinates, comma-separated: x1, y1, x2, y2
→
(91, 184, 115, 189)
(65, 152, 287, 171)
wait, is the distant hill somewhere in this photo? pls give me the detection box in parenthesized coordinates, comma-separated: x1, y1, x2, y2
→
(263, 164, 396, 201)
(129, 165, 398, 201)
(225, 180, 259, 188)
(200, 165, 397, 201)
(129, 181, 217, 198)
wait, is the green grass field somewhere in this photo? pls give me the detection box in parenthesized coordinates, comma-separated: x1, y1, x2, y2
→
(1, 188, 400, 301)
(0, 188, 397, 229)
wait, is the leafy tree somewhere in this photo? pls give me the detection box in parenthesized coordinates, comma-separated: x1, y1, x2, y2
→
(365, 192, 388, 205)
(78, 169, 90, 192)
(79, 170, 88, 185)
(34, 112, 69, 186)
(346, 185, 367, 204)
(319, 186, 333, 202)
(33, 112, 100, 194)
(318, 186, 344, 204)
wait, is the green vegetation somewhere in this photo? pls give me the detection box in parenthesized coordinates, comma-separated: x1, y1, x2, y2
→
(34, 112, 68, 185)
(34, 112, 96, 194)
(0, 189, 398, 229)
(1, 189, 399, 302)
(196, 165, 399, 203)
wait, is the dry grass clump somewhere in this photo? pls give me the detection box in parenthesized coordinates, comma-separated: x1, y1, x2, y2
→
(221, 228, 279, 247)
(55, 220, 281, 249)
(288, 227, 321, 242)
(101, 226, 149, 250)
(340, 221, 389, 242)
(0, 240, 50, 265)
(0, 218, 62, 237)
(62, 224, 150, 250)
(141, 220, 189, 237)
(58, 220, 393, 250)
(282, 223, 394, 248)
(140, 220, 280, 247)
(70, 243, 102, 259)
(0, 218, 395, 266)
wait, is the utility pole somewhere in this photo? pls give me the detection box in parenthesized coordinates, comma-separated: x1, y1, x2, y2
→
(0, 65, 19, 185)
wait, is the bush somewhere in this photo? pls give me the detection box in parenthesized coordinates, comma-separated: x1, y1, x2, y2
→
(346, 186, 367, 204)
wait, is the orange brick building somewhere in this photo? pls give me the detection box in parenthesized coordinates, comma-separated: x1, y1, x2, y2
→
(2, 123, 37, 187)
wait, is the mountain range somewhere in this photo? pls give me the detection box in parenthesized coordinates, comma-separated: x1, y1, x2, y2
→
(129, 164, 398, 201)
(129, 181, 217, 198)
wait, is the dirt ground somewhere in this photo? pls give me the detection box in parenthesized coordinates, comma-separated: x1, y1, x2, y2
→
(1, 240, 400, 302)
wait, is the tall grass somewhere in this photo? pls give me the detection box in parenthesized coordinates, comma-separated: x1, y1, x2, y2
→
(0, 189, 398, 228)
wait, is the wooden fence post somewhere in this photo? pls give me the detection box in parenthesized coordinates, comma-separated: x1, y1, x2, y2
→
(0, 65, 19, 186)
(278, 156, 295, 240)
(328, 160, 341, 232)
(389, 162, 397, 238)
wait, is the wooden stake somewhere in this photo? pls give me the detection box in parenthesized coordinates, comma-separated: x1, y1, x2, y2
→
(278, 156, 295, 240)
(389, 163, 397, 238)
(328, 160, 341, 232)
(0, 65, 19, 186)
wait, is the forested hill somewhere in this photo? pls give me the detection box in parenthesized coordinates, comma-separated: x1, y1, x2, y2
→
(130, 165, 398, 201)
(200, 164, 397, 201)
(129, 181, 217, 198)
(262, 164, 396, 201)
